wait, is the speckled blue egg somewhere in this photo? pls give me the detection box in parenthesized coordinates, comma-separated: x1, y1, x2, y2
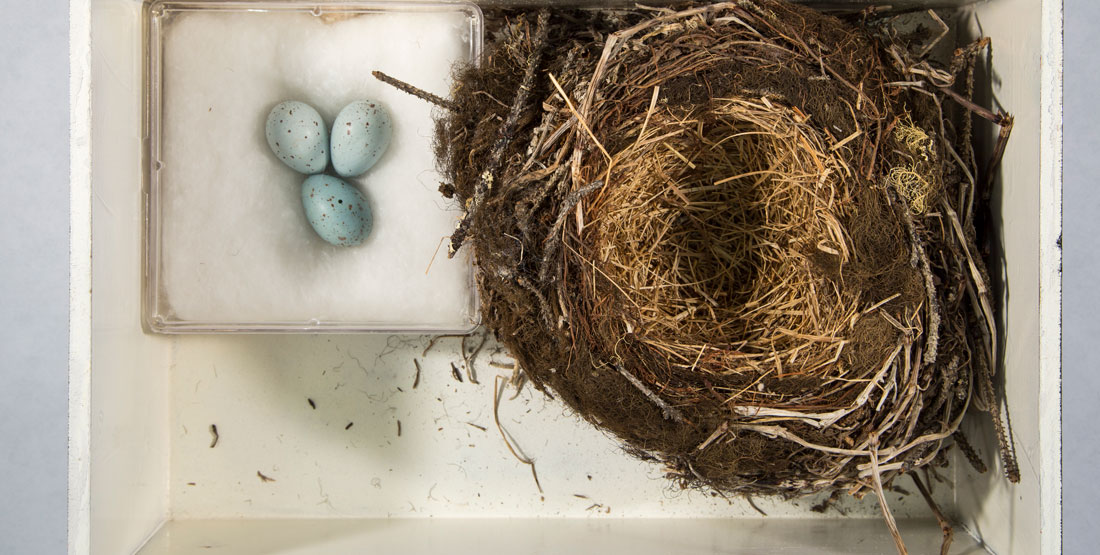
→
(301, 175, 372, 247)
(265, 101, 329, 174)
(330, 100, 392, 178)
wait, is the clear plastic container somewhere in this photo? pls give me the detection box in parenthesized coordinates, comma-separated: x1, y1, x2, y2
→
(143, 1, 484, 333)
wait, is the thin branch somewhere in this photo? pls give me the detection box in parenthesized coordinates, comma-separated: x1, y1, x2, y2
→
(539, 180, 605, 285)
(952, 431, 988, 474)
(614, 363, 685, 423)
(869, 442, 908, 555)
(372, 71, 456, 110)
(912, 472, 953, 555)
(494, 375, 543, 494)
(895, 193, 940, 366)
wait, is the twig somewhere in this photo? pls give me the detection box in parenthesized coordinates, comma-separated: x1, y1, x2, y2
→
(982, 114, 1014, 193)
(422, 334, 463, 358)
(869, 441, 908, 555)
(935, 84, 1003, 124)
(509, 362, 528, 401)
(942, 200, 997, 372)
(465, 332, 489, 384)
(613, 363, 685, 423)
(494, 375, 543, 494)
(866, 120, 883, 182)
(460, 335, 471, 384)
(979, 362, 1021, 483)
(372, 70, 456, 110)
(548, 73, 611, 163)
(519, 163, 570, 246)
(917, 10, 950, 60)
(539, 180, 605, 285)
(895, 193, 939, 366)
(425, 236, 446, 275)
(939, 38, 1015, 194)
(522, 44, 581, 172)
(745, 495, 768, 517)
(942, 197, 1010, 483)
(696, 421, 730, 451)
(911, 472, 953, 555)
(952, 431, 988, 474)
(633, 86, 661, 152)
(517, 275, 555, 331)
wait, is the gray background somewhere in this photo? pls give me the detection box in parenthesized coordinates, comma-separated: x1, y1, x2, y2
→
(0, 1, 1089, 553)
(0, 1, 72, 554)
(1061, 0, 1096, 552)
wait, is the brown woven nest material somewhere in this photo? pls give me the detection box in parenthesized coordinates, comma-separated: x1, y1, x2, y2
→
(429, 0, 1017, 513)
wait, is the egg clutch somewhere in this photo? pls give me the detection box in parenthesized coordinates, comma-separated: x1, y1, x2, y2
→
(264, 99, 393, 247)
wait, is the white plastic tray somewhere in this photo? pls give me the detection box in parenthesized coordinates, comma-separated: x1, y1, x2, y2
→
(68, 0, 1062, 553)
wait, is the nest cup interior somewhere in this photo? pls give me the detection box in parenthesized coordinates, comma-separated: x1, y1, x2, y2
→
(588, 97, 865, 372)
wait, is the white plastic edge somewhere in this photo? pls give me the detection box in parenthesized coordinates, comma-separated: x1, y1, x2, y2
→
(68, 0, 92, 553)
(1039, 0, 1063, 552)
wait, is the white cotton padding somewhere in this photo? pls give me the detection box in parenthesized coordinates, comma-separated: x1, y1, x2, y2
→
(155, 9, 478, 330)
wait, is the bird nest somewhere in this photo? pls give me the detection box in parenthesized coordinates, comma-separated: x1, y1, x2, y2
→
(425, 0, 1017, 532)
